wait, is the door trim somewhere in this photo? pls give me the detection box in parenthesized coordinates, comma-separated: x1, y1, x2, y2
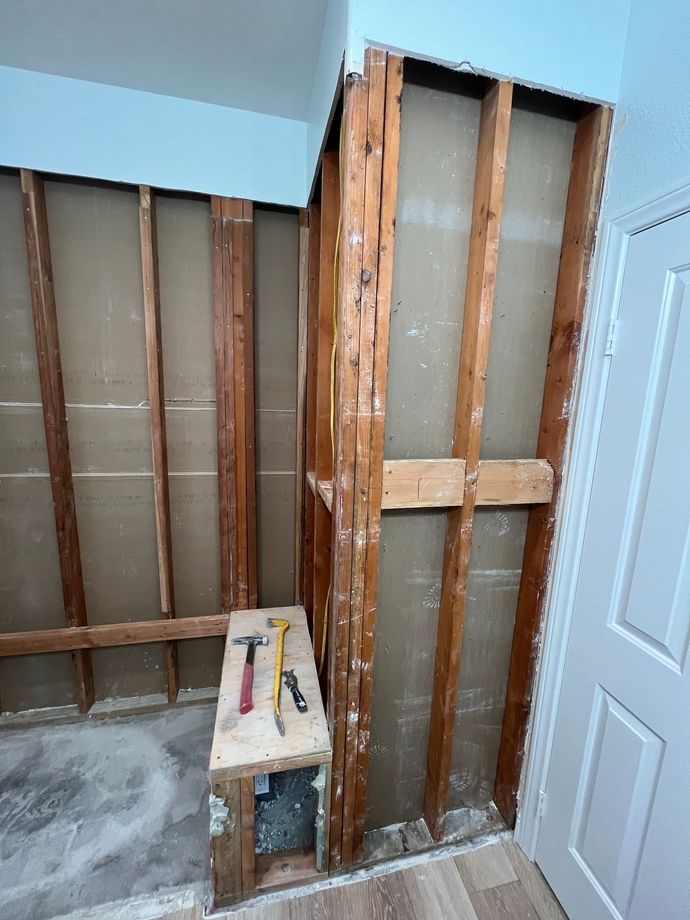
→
(516, 181, 690, 860)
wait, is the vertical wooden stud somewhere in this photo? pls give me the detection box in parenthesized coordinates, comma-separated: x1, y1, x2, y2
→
(312, 152, 339, 684)
(327, 64, 369, 871)
(241, 200, 258, 609)
(239, 775, 256, 893)
(20, 168, 95, 714)
(352, 54, 404, 860)
(494, 105, 612, 825)
(294, 209, 310, 604)
(423, 80, 514, 841)
(212, 196, 256, 613)
(340, 47, 388, 866)
(211, 778, 243, 907)
(212, 195, 237, 615)
(139, 185, 179, 703)
(303, 202, 322, 623)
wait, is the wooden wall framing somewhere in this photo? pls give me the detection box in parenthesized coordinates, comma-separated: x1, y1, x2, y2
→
(301, 57, 611, 865)
(20, 169, 95, 713)
(424, 79, 514, 841)
(211, 196, 258, 614)
(494, 104, 612, 824)
(2, 180, 258, 706)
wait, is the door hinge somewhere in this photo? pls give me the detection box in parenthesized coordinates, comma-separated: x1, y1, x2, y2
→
(604, 318, 617, 356)
(536, 789, 547, 826)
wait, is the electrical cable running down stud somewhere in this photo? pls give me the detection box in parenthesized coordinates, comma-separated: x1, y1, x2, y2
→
(267, 617, 289, 735)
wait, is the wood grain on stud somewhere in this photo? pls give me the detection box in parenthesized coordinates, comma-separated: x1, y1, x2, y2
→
(294, 209, 310, 604)
(341, 47, 388, 867)
(424, 80, 514, 841)
(352, 52, 404, 861)
(20, 168, 95, 714)
(139, 185, 179, 703)
(326, 64, 369, 871)
(312, 150, 339, 685)
(0, 615, 230, 656)
(494, 104, 612, 826)
(303, 203, 321, 623)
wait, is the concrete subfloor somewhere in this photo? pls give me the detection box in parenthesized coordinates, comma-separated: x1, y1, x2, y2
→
(0, 703, 216, 920)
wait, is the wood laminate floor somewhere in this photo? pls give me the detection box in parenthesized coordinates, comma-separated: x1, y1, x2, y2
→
(161, 840, 567, 920)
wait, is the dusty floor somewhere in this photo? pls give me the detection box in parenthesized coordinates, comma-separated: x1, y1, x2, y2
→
(158, 839, 566, 919)
(0, 703, 216, 920)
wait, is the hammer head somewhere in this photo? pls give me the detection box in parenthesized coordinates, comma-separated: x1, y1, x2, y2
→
(267, 617, 289, 629)
(232, 633, 268, 647)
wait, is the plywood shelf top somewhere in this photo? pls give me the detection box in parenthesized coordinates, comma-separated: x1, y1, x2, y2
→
(210, 605, 331, 782)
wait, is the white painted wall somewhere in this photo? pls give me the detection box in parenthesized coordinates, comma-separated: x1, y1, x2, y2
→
(604, 0, 690, 217)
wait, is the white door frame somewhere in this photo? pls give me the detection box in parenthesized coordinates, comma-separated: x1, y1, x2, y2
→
(515, 180, 690, 860)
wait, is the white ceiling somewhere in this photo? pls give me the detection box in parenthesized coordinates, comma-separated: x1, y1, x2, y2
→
(0, 0, 329, 120)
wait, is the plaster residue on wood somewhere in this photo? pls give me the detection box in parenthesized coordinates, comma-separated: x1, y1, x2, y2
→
(365, 63, 479, 833)
(449, 91, 577, 813)
(209, 792, 230, 837)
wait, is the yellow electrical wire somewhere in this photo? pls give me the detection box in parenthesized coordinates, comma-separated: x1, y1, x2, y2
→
(318, 121, 343, 678)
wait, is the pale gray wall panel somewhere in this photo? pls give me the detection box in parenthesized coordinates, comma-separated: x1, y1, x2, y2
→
(254, 208, 298, 608)
(449, 99, 576, 810)
(366, 64, 478, 830)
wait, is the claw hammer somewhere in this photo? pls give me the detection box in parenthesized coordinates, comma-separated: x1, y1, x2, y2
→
(267, 617, 289, 735)
(232, 633, 268, 714)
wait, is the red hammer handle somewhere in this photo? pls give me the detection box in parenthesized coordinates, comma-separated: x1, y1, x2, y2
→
(239, 662, 254, 714)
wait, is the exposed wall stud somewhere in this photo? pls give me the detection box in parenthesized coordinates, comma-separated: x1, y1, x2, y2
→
(352, 53, 404, 860)
(212, 196, 257, 613)
(423, 80, 514, 841)
(327, 62, 369, 871)
(139, 185, 179, 703)
(303, 202, 322, 622)
(294, 209, 310, 604)
(311, 152, 339, 686)
(494, 104, 612, 825)
(20, 168, 95, 714)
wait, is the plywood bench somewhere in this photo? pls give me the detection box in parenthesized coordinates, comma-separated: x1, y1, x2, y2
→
(209, 605, 331, 907)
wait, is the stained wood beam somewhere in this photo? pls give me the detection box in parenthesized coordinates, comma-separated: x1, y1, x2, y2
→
(20, 168, 95, 714)
(139, 185, 179, 704)
(423, 80, 514, 841)
(306, 459, 553, 513)
(311, 151, 339, 687)
(0, 614, 229, 657)
(294, 209, 310, 604)
(302, 202, 321, 624)
(494, 104, 612, 826)
(212, 197, 257, 613)
(352, 53, 405, 861)
(327, 65, 369, 872)
(342, 47, 388, 865)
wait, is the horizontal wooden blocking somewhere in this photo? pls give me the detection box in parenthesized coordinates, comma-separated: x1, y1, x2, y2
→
(477, 459, 553, 505)
(307, 458, 553, 513)
(0, 615, 229, 657)
(382, 459, 466, 508)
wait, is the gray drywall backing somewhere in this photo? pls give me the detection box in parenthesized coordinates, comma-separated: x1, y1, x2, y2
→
(254, 207, 299, 608)
(366, 68, 578, 829)
(0, 177, 300, 710)
(366, 66, 478, 830)
(449, 100, 576, 811)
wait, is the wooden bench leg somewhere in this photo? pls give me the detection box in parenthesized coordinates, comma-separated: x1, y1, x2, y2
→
(210, 779, 242, 907)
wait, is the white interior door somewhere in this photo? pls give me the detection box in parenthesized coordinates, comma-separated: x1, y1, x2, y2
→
(535, 209, 690, 920)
